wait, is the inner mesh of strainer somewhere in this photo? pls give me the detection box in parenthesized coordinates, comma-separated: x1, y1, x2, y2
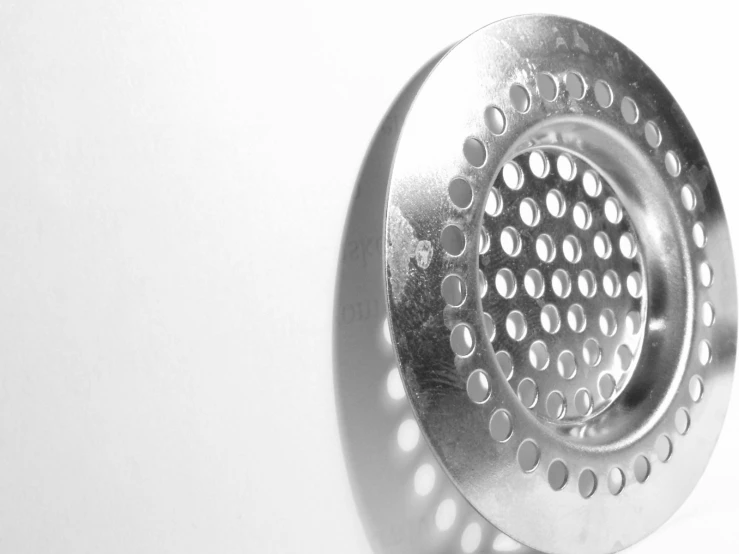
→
(475, 149, 646, 423)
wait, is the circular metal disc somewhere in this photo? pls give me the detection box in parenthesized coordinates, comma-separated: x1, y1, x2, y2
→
(384, 15, 735, 554)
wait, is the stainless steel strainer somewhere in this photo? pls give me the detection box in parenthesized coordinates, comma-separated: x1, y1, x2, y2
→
(334, 15, 736, 554)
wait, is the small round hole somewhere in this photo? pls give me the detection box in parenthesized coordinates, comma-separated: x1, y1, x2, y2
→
(599, 309, 618, 337)
(627, 271, 643, 298)
(478, 269, 488, 299)
(529, 340, 550, 370)
(635, 456, 650, 484)
(557, 154, 577, 181)
(463, 137, 486, 167)
(546, 390, 566, 419)
(483, 312, 495, 342)
(579, 470, 598, 498)
(541, 304, 561, 334)
(536, 234, 556, 263)
(578, 270, 597, 298)
(699, 340, 712, 365)
(625, 311, 641, 335)
(506, 311, 527, 341)
(536, 73, 558, 102)
(467, 370, 491, 404)
(603, 270, 621, 298)
(702, 301, 715, 327)
(548, 460, 569, 491)
(519, 198, 541, 226)
(529, 151, 550, 178)
(495, 268, 517, 299)
(575, 389, 593, 416)
(386, 367, 405, 401)
(594, 80, 613, 108)
(552, 269, 572, 298)
(608, 468, 625, 495)
(567, 304, 586, 333)
(496, 351, 514, 380)
(501, 226, 522, 256)
(485, 188, 503, 217)
(449, 178, 473, 209)
(582, 169, 602, 197)
(619, 232, 637, 259)
(690, 375, 704, 403)
(656, 435, 673, 463)
(666, 151, 681, 177)
(594, 232, 612, 259)
(502, 161, 524, 190)
(562, 235, 582, 263)
(573, 202, 592, 229)
(681, 185, 697, 211)
(599, 373, 616, 400)
(604, 197, 623, 224)
(583, 338, 602, 367)
(461, 523, 482, 554)
(397, 419, 420, 452)
(450, 323, 475, 357)
(675, 408, 691, 435)
(557, 350, 577, 380)
(645, 121, 662, 148)
(517, 378, 538, 408)
(693, 222, 707, 248)
(524, 268, 545, 298)
(616, 344, 633, 371)
(441, 225, 466, 256)
(621, 97, 639, 124)
(510, 84, 531, 113)
(546, 189, 566, 217)
(478, 228, 490, 255)
(435, 499, 457, 531)
(565, 72, 586, 100)
(518, 440, 540, 472)
(442, 274, 466, 307)
(484, 105, 506, 135)
(414, 464, 436, 496)
(490, 410, 513, 442)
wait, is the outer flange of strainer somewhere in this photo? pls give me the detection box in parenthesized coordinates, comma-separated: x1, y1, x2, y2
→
(335, 15, 736, 554)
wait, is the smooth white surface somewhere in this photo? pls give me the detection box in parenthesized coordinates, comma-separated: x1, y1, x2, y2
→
(0, 1, 735, 552)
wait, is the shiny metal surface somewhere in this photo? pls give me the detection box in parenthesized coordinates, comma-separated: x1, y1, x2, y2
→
(336, 14, 736, 554)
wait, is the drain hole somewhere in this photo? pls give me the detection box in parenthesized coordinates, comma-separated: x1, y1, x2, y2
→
(700, 262, 714, 287)
(552, 269, 571, 298)
(463, 137, 486, 167)
(666, 151, 681, 177)
(583, 338, 602, 367)
(635, 456, 651, 483)
(599, 373, 617, 399)
(510, 84, 531, 113)
(645, 121, 662, 148)
(625, 311, 641, 334)
(490, 410, 513, 442)
(562, 235, 582, 263)
(506, 311, 527, 341)
(529, 150, 550, 178)
(449, 178, 473, 209)
(546, 189, 566, 217)
(573, 202, 593, 229)
(484, 105, 506, 135)
(594, 80, 613, 108)
(496, 351, 514, 380)
(495, 268, 517, 299)
(414, 464, 436, 496)
(690, 375, 704, 402)
(603, 270, 621, 298)
(693, 222, 707, 248)
(557, 350, 578, 380)
(582, 169, 602, 197)
(501, 226, 522, 257)
(557, 154, 577, 181)
(608, 468, 625, 495)
(675, 408, 691, 435)
(529, 340, 550, 370)
(397, 419, 420, 452)
(656, 435, 673, 463)
(536, 72, 558, 101)
(579, 470, 598, 498)
(450, 323, 475, 357)
(478, 270, 488, 299)
(517, 378, 538, 408)
(546, 390, 566, 419)
(441, 225, 466, 256)
(386, 368, 405, 401)
(681, 185, 697, 211)
(435, 499, 458, 531)
(519, 197, 541, 226)
(594, 232, 612, 259)
(541, 304, 561, 334)
(442, 274, 466, 307)
(575, 389, 593, 416)
(578, 270, 597, 298)
(548, 460, 569, 491)
(518, 440, 540, 472)
(567, 304, 586, 333)
(461, 523, 482, 554)
(536, 234, 557, 263)
(483, 312, 495, 342)
(479, 228, 490, 254)
(485, 188, 503, 216)
(467, 370, 491, 404)
(524, 268, 545, 298)
(565, 72, 586, 100)
(599, 309, 618, 337)
(503, 161, 524, 190)
(620, 232, 637, 258)
(627, 272, 643, 298)
(621, 96, 639, 124)
(604, 196, 623, 224)
(616, 344, 633, 371)
(699, 340, 712, 365)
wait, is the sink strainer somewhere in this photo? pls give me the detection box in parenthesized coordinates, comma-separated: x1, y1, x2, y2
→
(334, 15, 736, 554)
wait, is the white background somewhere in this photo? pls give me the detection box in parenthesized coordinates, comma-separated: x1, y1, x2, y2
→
(0, 1, 735, 553)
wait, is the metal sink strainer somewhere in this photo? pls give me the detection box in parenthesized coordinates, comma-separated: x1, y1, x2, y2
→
(334, 15, 736, 554)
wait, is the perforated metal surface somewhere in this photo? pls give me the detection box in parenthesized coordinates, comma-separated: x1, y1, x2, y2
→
(335, 15, 736, 554)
